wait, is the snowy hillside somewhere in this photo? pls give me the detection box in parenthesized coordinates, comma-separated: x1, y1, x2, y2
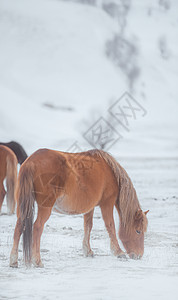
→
(0, 0, 177, 156)
(0, 0, 125, 153)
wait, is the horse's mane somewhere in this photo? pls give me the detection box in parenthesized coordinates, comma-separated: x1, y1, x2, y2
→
(87, 149, 141, 234)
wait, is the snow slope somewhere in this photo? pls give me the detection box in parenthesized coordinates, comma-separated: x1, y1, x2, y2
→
(0, 0, 127, 153)
(0, 0, 177, 155)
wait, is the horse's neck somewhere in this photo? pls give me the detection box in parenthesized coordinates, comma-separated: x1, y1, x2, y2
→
(93, 150, 140, 228)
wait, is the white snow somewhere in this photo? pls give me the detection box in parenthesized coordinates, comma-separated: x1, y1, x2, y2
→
(0, 0, 178, 299)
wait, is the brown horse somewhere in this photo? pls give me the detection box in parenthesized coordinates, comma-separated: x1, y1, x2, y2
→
(10, 149, 149, 267)
(0, 141, 28, 165)
(0, 145, 18, 214)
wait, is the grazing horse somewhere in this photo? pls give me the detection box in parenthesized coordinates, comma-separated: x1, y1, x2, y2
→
(0, 145, 18, 214)
(10, 149, 149, 267)
(0, 141, 28, 165)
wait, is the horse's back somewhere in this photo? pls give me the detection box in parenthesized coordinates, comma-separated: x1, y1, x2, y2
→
(20, 148, 118, 214)
(18, 149, 69, 208)
(23, 148, 67, 173)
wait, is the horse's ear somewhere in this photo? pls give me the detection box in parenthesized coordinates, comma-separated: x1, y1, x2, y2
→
(144, 210, 149, 215)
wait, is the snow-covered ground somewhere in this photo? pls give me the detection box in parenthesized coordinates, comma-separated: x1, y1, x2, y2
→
(0, 0, 178, 299)
(0, 156, 177, 300)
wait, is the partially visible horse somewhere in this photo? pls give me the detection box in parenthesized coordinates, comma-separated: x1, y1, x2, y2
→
(10, 149, 149, 267)
(0, 141, 28, 165)
(0, 145, 18, 214)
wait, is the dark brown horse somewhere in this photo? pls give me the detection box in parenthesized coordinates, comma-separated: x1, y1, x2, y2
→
(10, 149, 149, 267)
(0, 141, 27, 164)
(0, 145, 18, 214)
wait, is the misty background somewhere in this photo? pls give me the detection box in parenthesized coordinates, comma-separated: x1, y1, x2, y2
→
(0, 0, 177, 157)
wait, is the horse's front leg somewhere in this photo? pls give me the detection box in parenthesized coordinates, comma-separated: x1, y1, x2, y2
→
(83, 209, 94, 257)
(100, 204, 126, 258)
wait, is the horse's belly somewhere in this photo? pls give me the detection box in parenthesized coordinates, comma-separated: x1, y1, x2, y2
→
(53, 194, 92, 215)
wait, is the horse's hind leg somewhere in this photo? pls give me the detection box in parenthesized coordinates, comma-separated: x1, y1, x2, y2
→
(32, 206, 52, 267)
(83, 209, 94, 257)
(100, 204, 125, 258)
(10, 218, 23, 267)
(0, 181, 6, 213)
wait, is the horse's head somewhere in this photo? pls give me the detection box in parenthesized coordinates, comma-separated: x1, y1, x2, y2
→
(119, 209, 149, 259)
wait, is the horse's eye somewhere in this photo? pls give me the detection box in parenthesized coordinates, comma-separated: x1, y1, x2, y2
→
(136, 230, 141, 235)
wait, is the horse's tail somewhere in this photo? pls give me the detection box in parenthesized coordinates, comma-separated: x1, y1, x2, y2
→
(6, 154, 18, 214)
(16, 163, 35, 265)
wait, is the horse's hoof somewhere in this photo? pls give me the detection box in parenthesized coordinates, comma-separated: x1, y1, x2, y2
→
(35, 261, 44, 268)
(36, 262, 44, 268)
(10, 262, 18, 268)
(87, 250, 94, 258)
(83, 249, 94, 258)
(33, 261, 44, 268)
(129, 252, 140, 260)
(10, 254, 18, 268)
(32, 257, 44, 268)
(117, 252, 127, 259)
(83, 244, 94, 257)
